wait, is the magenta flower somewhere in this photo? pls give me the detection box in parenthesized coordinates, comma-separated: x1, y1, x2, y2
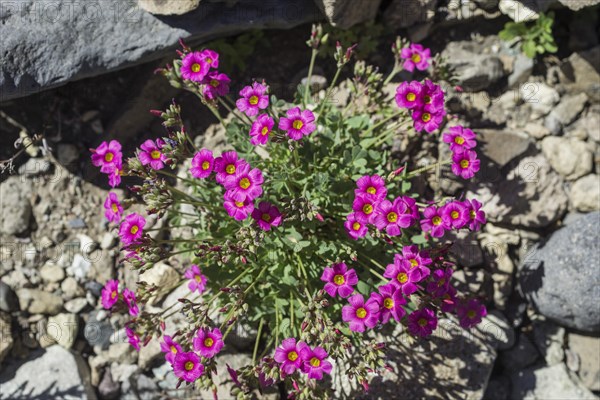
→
(278, 107, 316, 140)
(236, 82, 269, 116)
(249, 114, 274, 146)
(371, 284, 407, 324)
(122, 288, 139, 317)
(184, 264, 207, 294)
(138, 139, 167, 170)
(223, 163, 264, 201)
(107, 165, 122, 188)
(383, 260, 420, 295)
(457, 299, 487, 329)
(193, 327, 224, 358)
(299, 346, 332, 380)
(344, 213, 368, 240)
(420, 206, 449, 238)
(190, 148, 215, 179)
(426, 268, 453, 298)
(160, 335, 182, 364)
(103, 192, 123, 223)
(223, 192, 254, 221)
(374, 198, 407, 236)
(443, 125, 476, 152)
(101, 279, 119, 309)
(341, 294, 380, 332)
(440, 286, 458, 313)
(441, 201, 469, 229)
(395, 81, 424, 109)
(464, 198, 486, 231)
(202, 71, 230, 100)
(214, 151, 248, 185)
(119, 213, 146, 245)
(422, 80, 445, 112)
(200, 49, 219, 69)
(412, 109, 445, 133)
(251, 201, 283, 231)
(451, 149, 480, 179)
(91, 140, 122, 174)
(400, 43, 431, 72)
(407, 308, 437, 337)
(125, 327, 141, 351)
(274, 338, 306, 375)
(181, 51, 209, 82)
(355, 175, 387, 201)
(399, 245, 432, 280)
(399, 196, 419, 227)
(352, 194, 379, 224)
(320, 262, 358, 298)
(173, 351, 204, 382)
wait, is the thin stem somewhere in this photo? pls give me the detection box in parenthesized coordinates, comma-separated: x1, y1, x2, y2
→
(383, 61, 400, 86)
(206, 103, 226, 129)
(157, 169, 197, 187)
(318, 66, 342, 117)
(303, 48, 318, 106)
(252, 319, 264, 364)
(218, 97, 252, 125)
(362, 110, 403, 137)
(405, 160, 452, 179)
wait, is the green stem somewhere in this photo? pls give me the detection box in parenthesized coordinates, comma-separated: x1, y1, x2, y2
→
(206, 103, 226, 129)
(304, 48, 318, 106)
(252, 319, 265, 364)
(218, 97, 252, 125)
(318, 66, 343, 117)
(383, 61, 400, 86)
(157, 169, 198, 187)
(404, 160, 452, 180)
(362, 110, 403, 137)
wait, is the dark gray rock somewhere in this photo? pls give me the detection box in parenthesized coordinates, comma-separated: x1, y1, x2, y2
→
(519, 212, 600, 332)
(478, 129, 532, 168)
(383, 0, 436, 29)
(499, 334, 539, 370)
(0, 0, 321, 102)
(442, 41, 505, 91)
(0, 281, 19, 312)
(98, 368, 120, 400)
(0, 312, 13, 364)
(84, 310, 114, 350)
(314, 0, 381, 28)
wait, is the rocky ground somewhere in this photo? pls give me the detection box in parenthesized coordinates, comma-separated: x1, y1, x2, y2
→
(1, 3, 599, 400)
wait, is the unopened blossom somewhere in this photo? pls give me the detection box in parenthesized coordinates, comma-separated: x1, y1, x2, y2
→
(190, 148, 215, 179)
(223, 163, 264, 201)
(193, 327, 224, 358)
(249, 114, 274, 146)
(213, 151, 248, 185)
(125, 327, 141, 351)
(223, 192, 254, 221)
(420, 206, 449, 238)
(251, 201, 283, 231)
(443, 125, 477, 152)
(274, 338, 306, 375)
(138, 139, 167, 170)
(344, 213, 368, 240)
(457, 299, 487, 329)
(160, 335, 182, 364)
(407, 308, 437, 337)
(400, 43, 431, 72)
(184, 265, 207, 294)
(371, 284, 406, 324)
(383, 260, 420, 295)
(352, 194, 379, 224)
(320, 262, 358, 298)
(119, 213, 146, 245)
(103, 192, 123, 223)
(202, 71, 230, 100)
(398, 245, 432, 280)
(355, 175, 387, 201)
(101, 279, 119, 309)
(173, 351, 204, 382)
(451, 149, 480, 179)
(412, 108, 445, 133)
(278, 107, 316, 140)
(299, 346, 333, 380)
(341, 294, 380, 332)
(463, 198, 486, 231)
(91, 140, 122, 174)
(181, 51, 210, 81)
(441, 201, 469, 229)
(236, 82, 269, 116)
(122, 288, 139, 317)
(395, 81, 424, 109)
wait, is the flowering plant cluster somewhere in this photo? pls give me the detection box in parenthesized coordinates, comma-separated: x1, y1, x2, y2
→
(91, 27, 487, 399)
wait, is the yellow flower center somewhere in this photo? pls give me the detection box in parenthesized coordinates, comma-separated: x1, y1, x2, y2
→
(438, 278, 446, 287)
(111, 204, 118, 213)
(387, 212, 398, 223)
(470, 210, 476, 219)
(352, 222, 361, 231)
(205, 57, 212, 64)
(418, 318, 428, 327)
(455, 136, 465, 145)
(204, 338, 214, 347)
(411, 54, 421, 63)
(292, 120, 304, 130)
(210, 79, 219, 87)
(406, 92, 416, 102)
(451, 211, 459, 219)
(288, 351, 298, 361)
(111, 290, 117, 299)
(356, 307, 367, 319)
(366, 186, 376, 194)
(249, 95, 259, 105)
(201, 161, 210, 170)
(333, 274, 345, 285)
(261, 126, 269, 136)
(362, 204, 373, 215)
(239, 177, 251, 189)
(383, 298, 394, 309)
(151, 150, 161, 160)
(397, 272, 408, 284)
(409, 259, 418, 268)
(467, 310, 477, 318)
(432, 216, 442, 226)
(170, 345, 178, 354)
(310, 357, 321, 367)
(460, 160, 469, 169)
(235, 201, 244, 208)
(262, 213, 271, 222)
(130, 225, 139, 235)
(191, 63, 201, 73)
(424, 95, 432, 104)
(225, 164, 235, 174)
(195, 275, 203, 282)
(184, 361, 195, 371)
(422, 113, 431, 122)
(104, 152, 114, 162)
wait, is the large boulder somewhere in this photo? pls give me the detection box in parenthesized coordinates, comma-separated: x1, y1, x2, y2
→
(441, 41, 505, 92)
(519, 212, 600, 332)
(511, 364, 594, 399)
(314, 0, 381, 28)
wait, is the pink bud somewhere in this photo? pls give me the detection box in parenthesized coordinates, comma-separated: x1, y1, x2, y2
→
(160, 321, 166, 331)
(392, 166, 405, 176)
(149, 110, 163, 116)
(361, 380, 370, 392)
(315, 213, 324, 222)
(455, 85, 464, 92)
(292, 380, 300, 391)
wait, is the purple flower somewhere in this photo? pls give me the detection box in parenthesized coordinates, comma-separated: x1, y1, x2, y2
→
(193, 327, 224, 358)
(223, 192, 254, 221)
(223, 163, 264, 201)
(91, 140, 122, 174)
(451, 149, 480, 179)
(383, 259, 420, 295)
(420, 206, 449, 238)
(119, 213, 146, 245)
(400, 43, 431, 72)
(184, 265, 207, 294)
(341, 294, 380, 332)
(412, 109, 445, 133)
(125, 327, 141, 351)
(181, 52, 210, 81)
(138, 139, 167, 170)
(103, 192, 123, 224)
(440, 286, 458, 313)
(320, 262, 358, 298)
(160, 335, 182, 364)
(371, 284, 407, 324)
(251, 201, 283, 231)
(122, 288, 139, 317)
(274, 338, 306, 375)
(299, 346, 332, 380)
(344, 213, 368, 240)
(422, 80, 445, 113)
(443, 125, 476, 152)
(395, 81, 424, 109)
(202, 71, 230, 100)
(249, 114, 274, 146)
(200, 49, 219, 69)
(456, 299, 487, 329)
(399, 245, 432, 280)
(352, 194, 379, 224)
(190, 148, 214, 179)
(407, 308, 437, 337)
(464, 199, 486, 231)
(355, 175, 387, 201)
(236, 82, 269, 117)
(398, 196, 419, 227)
(278, 107, 316, 140)
(426, 268, 453, 298)
(374, 198, 408, 236)
(214, 151, 248, 185)
(101, 279, 119, 309)
(441, 201, 469, 229)
(173, 351, 204, 382)
(107, 165, 122, 188)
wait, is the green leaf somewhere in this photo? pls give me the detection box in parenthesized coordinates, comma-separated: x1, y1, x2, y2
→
(543, 42, 558, 53)
(411, 234, 428, 245)
(522, 40, 537, 58)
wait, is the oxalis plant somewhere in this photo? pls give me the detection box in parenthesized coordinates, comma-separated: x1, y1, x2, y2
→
(90, 25, 488, 399)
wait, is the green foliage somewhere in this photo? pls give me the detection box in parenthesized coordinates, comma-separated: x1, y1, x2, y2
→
(319, 22, 386, 59)
(499, 12, 558, 58)
(205, 30, 268, 74)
